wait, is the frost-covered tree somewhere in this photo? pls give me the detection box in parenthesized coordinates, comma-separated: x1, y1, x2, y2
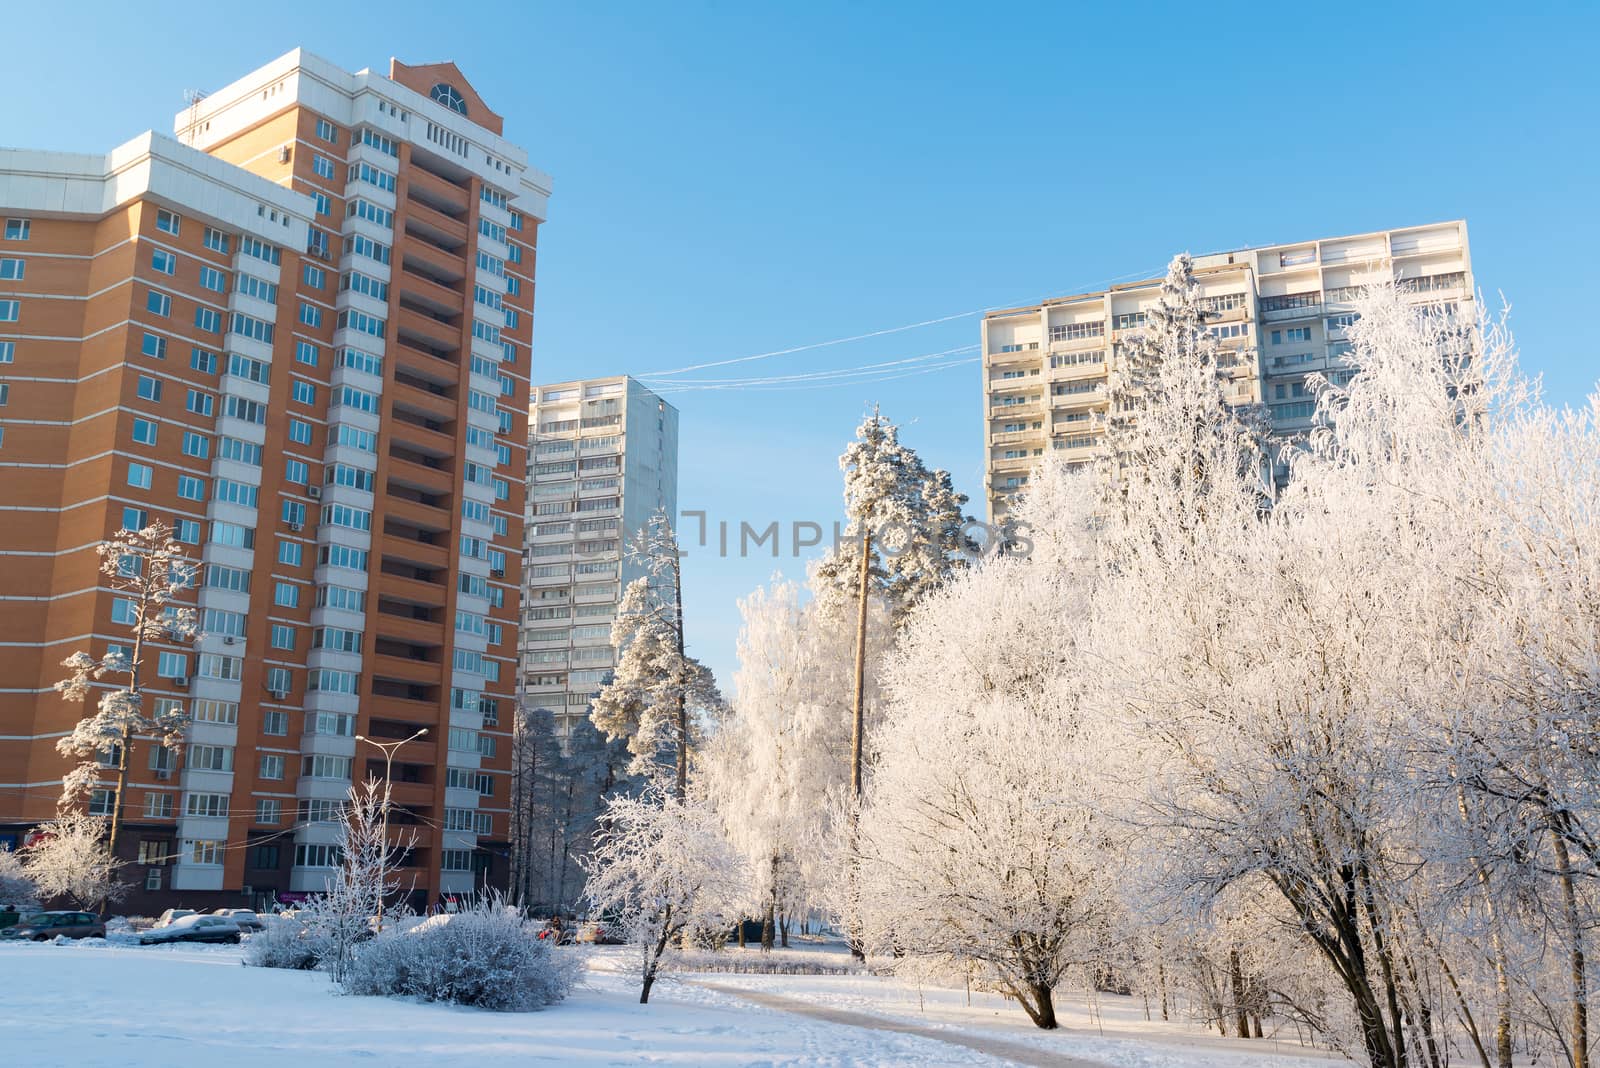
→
(0, 846, 41, 910)
(813, 410, 969, 803)
(509, 702, 563, 908)
(53, 522, 196, 856)
(1099, 253, 1268, 517)
(591, 512, 722, 797)
(20, 811, 124, 909)
(858, 535, 1117, 1029)
(306, 778, 413, 981)
(582, 791, 744, 1003)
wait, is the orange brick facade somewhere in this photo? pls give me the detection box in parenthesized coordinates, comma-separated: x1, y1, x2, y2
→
(0, 52, 545, 914)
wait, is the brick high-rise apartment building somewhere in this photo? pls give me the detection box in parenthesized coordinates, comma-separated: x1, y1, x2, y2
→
(0, 50, 549, 912)
(522, 377, 679, 742)
(980, 221, 1473, 519)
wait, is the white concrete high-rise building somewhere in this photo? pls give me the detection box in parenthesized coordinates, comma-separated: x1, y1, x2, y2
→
(980, 221, 1474, 519)
(521, 376, 679, 739)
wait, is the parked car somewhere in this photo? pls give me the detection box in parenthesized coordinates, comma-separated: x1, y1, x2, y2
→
(154, 908, 196, 928)
(138, 914, 241, 945)
(211, 908, 264, 932)
(0, 911, 105, 941)
(575, 920, 624, 945)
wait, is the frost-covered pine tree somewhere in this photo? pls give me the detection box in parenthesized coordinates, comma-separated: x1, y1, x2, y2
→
(811, 410, 968, 803)
(53, 522, 197, 857)
(582, 791, 744, 1003)
(1099, 253, 1268, 520)
(591, 511, 722, 798)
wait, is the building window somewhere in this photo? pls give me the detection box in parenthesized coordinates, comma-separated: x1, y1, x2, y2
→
(292, 380, 316, 405)
(0, 299, 19, 322)
(4, 219, 30, 240)
(315, 118, 338, 144)
(88, 789, 116, 816)
(130, 418, 158, 446)
(251, 845, 280, 869)
(140, 332, 167, 359)
(194, 307, 222, 333)
(146, 290, 171, 317)
(186, 389, 213, 417)
(312, 154, 335, 180)
(122, 507, 148, 530)
(288, 418, 313, 445)
(262, 710, 288, 736)
(203, 227, 229, 253)
(156, 651, 187, 679)
(256, 799, 281, 825)
(155, 209, 180, 235)
(175, 520, 201, 544)
(181, 431, 208, 459)
(150, 249, 176, 275)
(302, 264, 325, 290)
(277, 540, 302, 567)
(274, 582, 300, 608)
(190, 347, 218, 374)
(270, 624, 296, 650)
(126, 462, 153, 490)
(186, 840, 223, 865)
(0, 341, 13, 363)
(259, 754, 284, 780)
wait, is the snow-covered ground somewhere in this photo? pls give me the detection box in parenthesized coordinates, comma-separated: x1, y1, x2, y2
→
(1, 938, 1350, 1067)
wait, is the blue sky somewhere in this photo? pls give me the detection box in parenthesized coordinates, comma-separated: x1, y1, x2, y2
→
(8, 2, 1597, 687)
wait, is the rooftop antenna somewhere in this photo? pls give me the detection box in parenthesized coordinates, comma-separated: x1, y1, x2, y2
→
(181, 89, 209, 144)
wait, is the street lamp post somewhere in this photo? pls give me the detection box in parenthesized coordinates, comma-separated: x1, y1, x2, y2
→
(354, 728, 428, 929)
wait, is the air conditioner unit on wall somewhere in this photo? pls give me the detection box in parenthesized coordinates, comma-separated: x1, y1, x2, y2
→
(269, 689, 288, 701)
(278, 145, 291, 164)
(307, 486, 322, 499)
(173, 677, 189, 689)
(223, 636, 235, 645)
(289, 522, 303, 532)
(491, 569, 505, 578)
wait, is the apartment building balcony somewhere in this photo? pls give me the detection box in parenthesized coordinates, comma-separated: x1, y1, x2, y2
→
(991, 455, 1037, 474)
(406, 167, 471, 218)
(390, 377, 458, 424)
(396, 306, 462, 352)
(381, 532, 450, 572)
(374, 572, 449, 610)
(1260, 295, 1322, 322)
(1047, 328, 1107, 351)
(399, 239, 467, 287)
(383, 492, 452, 534)
(396, 267, 466, 316)
(990, 399, 1043, 418)
(986, 344, 1041, 363)
(1047, 358, 1107, 382)
(403, 204, 469, 255)
(387, 455, 455, 497)
(369, 652, 442, 689)
(989, 429, 1044, 447)
(369, 613, 443, 649)
(1050, 388, 1106, 411)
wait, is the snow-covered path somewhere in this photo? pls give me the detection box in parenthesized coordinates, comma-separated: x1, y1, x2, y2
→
(693, 979, 1107, 1067)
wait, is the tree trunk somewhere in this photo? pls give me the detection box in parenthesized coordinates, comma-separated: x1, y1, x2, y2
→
(1457, 780, 1513, 1068)
(1229, 948, 1251, 1039)
(671, 553, 688, 801)
(762, 851, 778, 952)
(1023, 982, 1059, 1030)
(845, 526, 872, 963)
(779, 914, 790, 948)
(108, 724, 131, 860)
(1553, 821, 1590, 1068)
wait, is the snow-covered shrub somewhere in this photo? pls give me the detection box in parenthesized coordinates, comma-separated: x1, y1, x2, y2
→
(341, 896, 577, 1011)
(242, 917, 327, 971)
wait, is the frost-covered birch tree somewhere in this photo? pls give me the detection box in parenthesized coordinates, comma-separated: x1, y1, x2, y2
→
(53, 522, 197, 858)
(582, 791, 744, 1003)
(20, 811, 124, 909)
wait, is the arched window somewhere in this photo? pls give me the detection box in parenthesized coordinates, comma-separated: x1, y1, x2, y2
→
(430, 83, 467, 116)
